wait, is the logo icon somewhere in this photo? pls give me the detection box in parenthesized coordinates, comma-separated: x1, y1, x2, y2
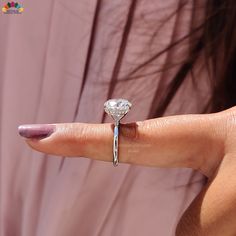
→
(2, 2, 24, 14)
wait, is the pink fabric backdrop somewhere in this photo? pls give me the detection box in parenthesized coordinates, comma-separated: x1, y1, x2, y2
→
(0, 0, 209, 235)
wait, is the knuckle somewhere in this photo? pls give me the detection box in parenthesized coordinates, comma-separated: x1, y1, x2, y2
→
(56, 124, 89, 156)
(216, 106, 236, 155)
(223, 106, 236, 134)
(60, 124, 79, 143)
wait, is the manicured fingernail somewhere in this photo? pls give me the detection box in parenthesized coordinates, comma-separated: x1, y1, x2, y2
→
(18, 124, 55, 139)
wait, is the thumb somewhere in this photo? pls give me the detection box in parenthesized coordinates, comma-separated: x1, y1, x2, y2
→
(18, 113, 224, 176)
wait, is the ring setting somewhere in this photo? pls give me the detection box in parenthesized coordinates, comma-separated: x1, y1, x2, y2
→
(104, 98, 132, 166)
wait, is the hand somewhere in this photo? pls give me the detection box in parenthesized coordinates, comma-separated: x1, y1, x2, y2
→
(18, 106, 236, 235)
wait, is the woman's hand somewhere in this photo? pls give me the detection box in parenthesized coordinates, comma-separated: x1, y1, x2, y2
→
(18, 106, 236, 235)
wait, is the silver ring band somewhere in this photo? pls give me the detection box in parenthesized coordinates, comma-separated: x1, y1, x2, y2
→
(113, 121, 119, 166)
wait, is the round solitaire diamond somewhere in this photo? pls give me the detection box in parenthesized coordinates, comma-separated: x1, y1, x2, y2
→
(104, 99, 132, 121)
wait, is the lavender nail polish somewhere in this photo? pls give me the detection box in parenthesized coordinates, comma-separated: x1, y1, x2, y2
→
(18, 124, 55, 139)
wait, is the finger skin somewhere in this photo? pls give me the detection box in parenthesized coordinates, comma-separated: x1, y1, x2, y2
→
(176, 154, 236, 236)
(175, 108, 236, 235)
(20, 112, 225, 177)
(18, 107, 236, 234)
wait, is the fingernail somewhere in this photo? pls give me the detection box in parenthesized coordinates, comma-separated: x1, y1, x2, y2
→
(18, 124, 55, 139)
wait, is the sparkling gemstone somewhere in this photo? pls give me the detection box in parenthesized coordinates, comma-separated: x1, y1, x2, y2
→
(104, 98, 132, 121)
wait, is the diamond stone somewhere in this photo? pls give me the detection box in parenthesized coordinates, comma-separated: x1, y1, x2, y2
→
(104, 99, 132, 122)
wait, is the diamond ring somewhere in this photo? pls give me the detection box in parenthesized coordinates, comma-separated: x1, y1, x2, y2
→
(104, 99, 132, 166)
